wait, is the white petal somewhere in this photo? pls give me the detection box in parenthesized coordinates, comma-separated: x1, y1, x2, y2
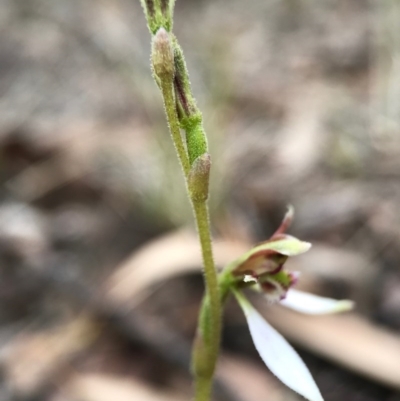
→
(234, 291, 324, 401)
(280, 289, 355, 315)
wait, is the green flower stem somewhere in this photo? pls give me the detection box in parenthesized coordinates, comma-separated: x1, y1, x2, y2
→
(144, 5, 221, 399)
(191, 201, 221, 401)
(160, 79, 221, 400)
(194, 377, 213, 401)
(193, 199, 221, 353)
(160, 80, 191, 177)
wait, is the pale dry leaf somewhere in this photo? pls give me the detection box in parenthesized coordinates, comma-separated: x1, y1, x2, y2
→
(64, 373, 187, 401)
(275, 81, 330, 179)
(1, 316, 99, 395)
(106, 229, 249, 306)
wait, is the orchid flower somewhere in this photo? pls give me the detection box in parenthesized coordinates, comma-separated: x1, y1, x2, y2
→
(221, 206, 354, 401)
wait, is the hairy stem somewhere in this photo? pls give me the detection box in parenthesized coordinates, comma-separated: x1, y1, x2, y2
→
(145, 6, 221, 399)
(160, 81, 191, 176)
(193, 200, 221, 348)
(161, 80, 221, 389)
(192, 200, 221, 399)
(194, 377, 213, 401)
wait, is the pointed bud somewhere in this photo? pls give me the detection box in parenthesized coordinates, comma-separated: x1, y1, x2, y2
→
(188, 153, 211, 202)
(172, 40, 199, 119)
(170, 38, 208, 165)
(151, 28, 174, 81)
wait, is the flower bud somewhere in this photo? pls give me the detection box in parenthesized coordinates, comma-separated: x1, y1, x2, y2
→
(171, 40, 208, 164)
(172, 40, 199, 119)
(188, 153, 211, 202)
(151, 28, 174, 81)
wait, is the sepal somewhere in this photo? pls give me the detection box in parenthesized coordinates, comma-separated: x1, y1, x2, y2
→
(230, 235, 311, 276)
(234, 291, 324, 401)
(279, 289, 355, 315)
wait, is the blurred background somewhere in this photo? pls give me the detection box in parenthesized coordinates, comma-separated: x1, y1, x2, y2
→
(0, 0, 400, 400)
